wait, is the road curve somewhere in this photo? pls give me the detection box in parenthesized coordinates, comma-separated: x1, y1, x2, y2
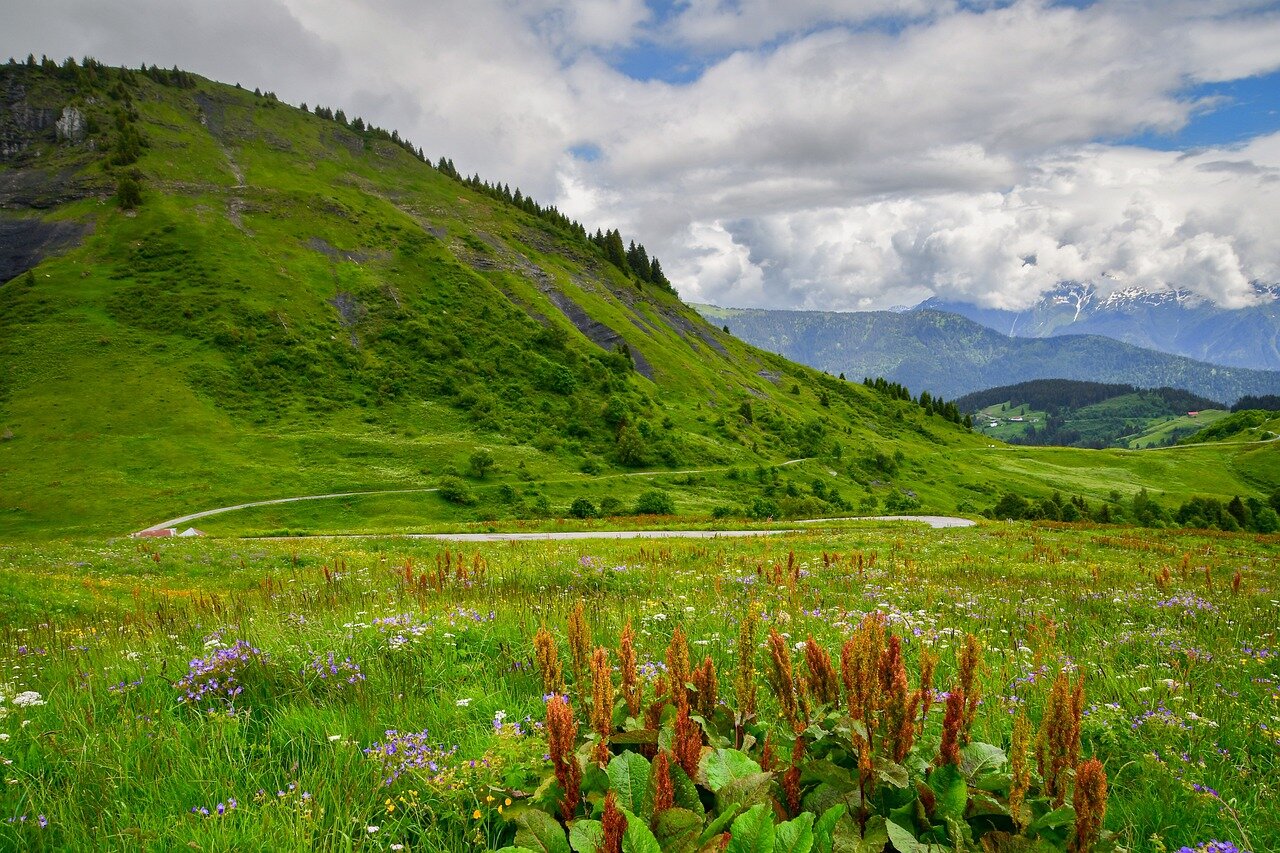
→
(252, 516, 976, 543)
(134, 459, 816, 535)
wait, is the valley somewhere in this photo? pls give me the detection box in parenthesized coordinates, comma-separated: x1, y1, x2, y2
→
(1, 58, 1277, 853)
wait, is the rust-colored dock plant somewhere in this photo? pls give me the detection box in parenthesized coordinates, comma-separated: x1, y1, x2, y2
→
(590, 646, 614, 766)
(534, 625, 564, 695)
(602, 791, 626, 853)
(958, 633, 982, 743)
(918, 645, 938, 734)
(546, 694, 581, 820)
(1071, 758, 1108, 853)
(618, 620, 641, 717)
(651, 749, 674, 815)
(1037, 671, 1085, 806)
(1009, 709, 1031, 828)
(674, 703, 702, 779)
(765, 626, 800, 731)
(667, 624, 692, 713)
(841, 612, 886, 730)
(803, 635, 840, 707)
(938, 687, 964, 767)
(568, 601, 593, 693)
(691, 655, 718, 718)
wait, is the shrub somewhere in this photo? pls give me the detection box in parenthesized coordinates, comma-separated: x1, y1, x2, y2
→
(599, 497, 623, 516)
(568, 497, 597, 519)
(437, 475, 476, 506)
(468, 449, 495, 479)
(634, 489, 674, 515)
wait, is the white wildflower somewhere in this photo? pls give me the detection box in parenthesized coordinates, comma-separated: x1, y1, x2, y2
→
(11, 691, 44, 708)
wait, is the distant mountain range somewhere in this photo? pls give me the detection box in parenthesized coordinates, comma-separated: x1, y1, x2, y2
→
(920, 282, 1280, 370)
(695, 304, 1280, 402)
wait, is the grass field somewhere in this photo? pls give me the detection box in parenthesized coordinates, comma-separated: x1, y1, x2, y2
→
(0, 522, 1273, 851)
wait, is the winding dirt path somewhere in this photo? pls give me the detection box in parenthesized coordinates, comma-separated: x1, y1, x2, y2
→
(134, 459, 816, 535)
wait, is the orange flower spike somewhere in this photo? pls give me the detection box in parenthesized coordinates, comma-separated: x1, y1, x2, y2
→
(782, 735, 805, 817)
(533, 625, 565, 695)
(1070, 758, 1108, 853)
(546, 695, 582, 820)
(651, 750, 675, 815)
(803, 635, 840, 707)
(619, 620, 641, 717)
(666, 624, 692, 713)
(568, 601, 593, 693)
(602, 791, 626, 853)
(674, 703, 703, 779)
(918, 645, 938, 734)
(938, 687, 964, 767)
(691, 656, 719, 718)
(590, 647, 614, 766)
(1009, 709, 1032, 829)
(765, 627, 800, 731)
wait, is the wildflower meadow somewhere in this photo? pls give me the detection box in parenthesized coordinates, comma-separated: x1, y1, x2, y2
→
(0, 522, 1275, 851)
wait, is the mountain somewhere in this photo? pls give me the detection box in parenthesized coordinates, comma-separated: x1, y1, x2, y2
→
(954, 379, 1227, 449)
(2, 59, 1013, 537)
(2, 60, 1277, 538)
(920, 281, 1280, 370)
(695, 304, 1280, 402)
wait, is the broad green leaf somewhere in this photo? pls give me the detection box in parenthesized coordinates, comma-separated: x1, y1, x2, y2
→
(583, 764, 611, 797)
(727, 803, 776, 853)
(569, 819, 604, 853)
(700, 748, 764, 791)
(927, 762, 968, 822)
(670, 760, 705, 816)
(1028, 804, 1075, 833)
(775, 812, 815, 853)
(608, 752, 652, 816)
(716, 771, 774, 813)
(812, 803, 847, 853)
(699, 805, 740, 845)
(514, 809, 573, 853)
(620, 807, 662, 853)
(873, 756, 909, 789)
(960, 742, 1008, 778)
(855, 816, 889, 853)
(653, 807, 702, 853)
(802, 783, 861, 822)
(885, 819, 948, 853)
(802, 759, 858, 792)
(832, 815, 890, 853)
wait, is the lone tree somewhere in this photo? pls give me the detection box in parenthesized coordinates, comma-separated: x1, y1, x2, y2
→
(116, 172, 142, 209)
(468, 449, 495, 479)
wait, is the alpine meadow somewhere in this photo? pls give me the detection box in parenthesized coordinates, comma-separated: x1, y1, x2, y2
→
(0, 50, 1277, 853)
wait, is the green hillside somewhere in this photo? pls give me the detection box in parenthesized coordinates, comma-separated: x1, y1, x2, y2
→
(2, 60, 1279, 538)
(957, 380, 1229, 448)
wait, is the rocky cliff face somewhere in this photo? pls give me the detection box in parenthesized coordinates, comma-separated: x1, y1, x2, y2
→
(0, 77, 60, 160)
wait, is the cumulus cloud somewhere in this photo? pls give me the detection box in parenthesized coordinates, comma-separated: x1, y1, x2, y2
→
(676, 136, 1280, 311)
(3, 0, 1280, 310)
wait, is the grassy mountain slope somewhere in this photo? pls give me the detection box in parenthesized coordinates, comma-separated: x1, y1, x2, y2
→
(0, 62, 1000, 536)
(1, 62, 1278, 538)
(697, 304, 1280, 402)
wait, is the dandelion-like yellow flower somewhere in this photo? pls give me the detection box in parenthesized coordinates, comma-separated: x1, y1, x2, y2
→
(473, 809, 482, 820)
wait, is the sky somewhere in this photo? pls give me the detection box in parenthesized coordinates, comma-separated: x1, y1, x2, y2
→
(5, 0, 1280, 311)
